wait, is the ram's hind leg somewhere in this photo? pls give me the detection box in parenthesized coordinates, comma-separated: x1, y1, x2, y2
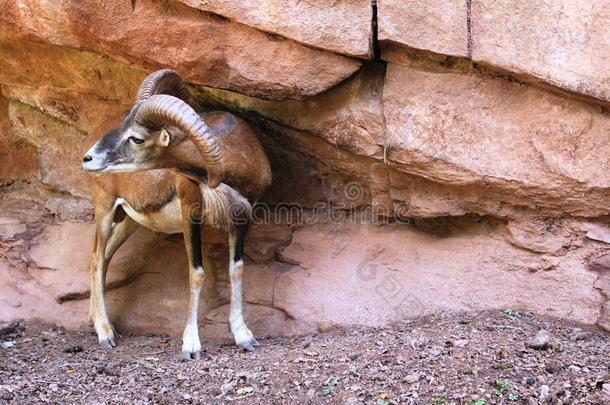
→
(178, 180, 206, 360)
(229, 221, 259, 351)
(180, 220, 205, 360)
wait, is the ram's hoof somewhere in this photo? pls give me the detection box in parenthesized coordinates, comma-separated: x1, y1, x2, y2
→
(99, 338, 116, 349)
(182, 350, 201, 360)
(238, 338, 260, 352)
(95, 322, 117, 349)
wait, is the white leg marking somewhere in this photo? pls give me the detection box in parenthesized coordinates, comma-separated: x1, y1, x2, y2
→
(182, 266, 204, 359)
(229, 236, 258, 351)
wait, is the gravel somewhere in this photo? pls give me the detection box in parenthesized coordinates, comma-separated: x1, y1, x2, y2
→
(1, 311, 610, 404)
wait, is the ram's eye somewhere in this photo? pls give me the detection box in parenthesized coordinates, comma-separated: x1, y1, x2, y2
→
(129, 136, 145, 145)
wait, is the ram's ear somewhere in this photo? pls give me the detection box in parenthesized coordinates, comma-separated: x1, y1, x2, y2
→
(157, 128, 171, 147)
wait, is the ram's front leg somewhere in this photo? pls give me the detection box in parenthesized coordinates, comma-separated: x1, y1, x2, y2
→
(89, 206, 118, 348)
(179, 182, 205, 360)
(90, 215, 138, 324)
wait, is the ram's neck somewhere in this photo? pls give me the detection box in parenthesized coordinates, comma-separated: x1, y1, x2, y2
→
(161, 137, 212, 183)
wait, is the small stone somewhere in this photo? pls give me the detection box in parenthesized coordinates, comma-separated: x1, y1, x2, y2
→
(602, 383, 610, 400)
(528, 330, 552, 350)
(568, 365, 581, 373)
(573, 332, 589, 341)
(459, 366, 474, 375)
(236, 387, 254, 396)
(0, 320, 24, 337)
(525, 377, 536, 385)
(493, 362, 512, 370)
(540, 385, 550, 400)
(549, 339, 562, 351)
(454, 339, 469, 348)
(545, 360, 563, 374)
(1, 341, 15, 349)
(429, 346, 443, 357)
(404, 372, 420, 384)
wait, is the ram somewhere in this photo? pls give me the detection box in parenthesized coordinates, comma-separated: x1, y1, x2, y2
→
(81, 70, 271, 359)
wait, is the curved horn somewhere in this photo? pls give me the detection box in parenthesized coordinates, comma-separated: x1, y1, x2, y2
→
(134, 69, 189, 105)
(134, 94, 224, 188)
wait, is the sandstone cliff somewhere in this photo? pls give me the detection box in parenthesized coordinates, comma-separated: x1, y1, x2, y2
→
(0, 0, 609, 339)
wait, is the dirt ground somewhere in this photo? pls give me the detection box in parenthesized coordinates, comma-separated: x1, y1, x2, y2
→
(1, 311, 610, 404)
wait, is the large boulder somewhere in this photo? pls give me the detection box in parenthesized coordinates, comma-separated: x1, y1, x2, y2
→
(178, 0, 372, 58)
(472, 0, 610, 102)
(194, 56, 610, 219)
(274, 220, 601, 327)
(0, 0, 360, 100)
(193, 63, 386, 158)
(383, 61, 610, 218)
(377, 0, 468, 57)
(0, 30, 144, 106)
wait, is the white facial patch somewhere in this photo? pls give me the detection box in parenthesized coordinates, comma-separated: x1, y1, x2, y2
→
(87, 143, 105, 159)
(83, 144, 107, 172)
(100, 162, 145, 173)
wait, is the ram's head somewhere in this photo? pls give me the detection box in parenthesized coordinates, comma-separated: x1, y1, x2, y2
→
(82, 70, 223, 188)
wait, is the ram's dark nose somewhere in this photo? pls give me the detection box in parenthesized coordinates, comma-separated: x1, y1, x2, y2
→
(83, 155, 93, 163)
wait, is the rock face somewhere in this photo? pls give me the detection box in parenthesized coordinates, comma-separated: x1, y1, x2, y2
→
(9, 101, 89, 197)
(383, 62, 610, 217)
(0, 0, 360, 100)
(0, 0, 609, 341)
(1, 209, 602, 337)
(472, 0, 610, 102)
(0, 95, 37, 184)
(377, 0, 469, 57)
(178, 0, 372, 58)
